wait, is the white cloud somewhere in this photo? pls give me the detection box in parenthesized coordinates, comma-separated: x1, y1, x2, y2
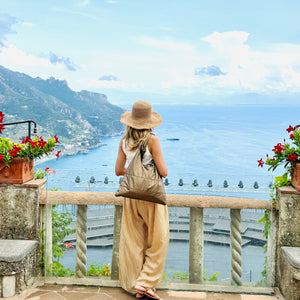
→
(160, 31, 300, 95)
(202, 31, 249, 54)
(0, 43, 52, 68)
(0, 43, 82, 87)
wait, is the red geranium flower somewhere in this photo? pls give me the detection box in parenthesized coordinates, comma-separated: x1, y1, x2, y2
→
(55, 150, 61, 159)
(257, 158, 264, 167)
(0, 154, 3, 160)
(54, 134, 59, 143)
(10, 150, 18, 157)
(0, 125, 5, 133)
(65, 242, 73, 248)
(9, 145, 21, 158)
(290, 133, 294, 140)
(0, 112, 4, 123)
(45, 167, 56, 175)
(38, 139, 47, 147)
(288, 154, 298, 162)
(286, 125, 294, 133)
(22, 136, 32, 144)
(30, 141, 38, 148)
(272, 143, 284, 154)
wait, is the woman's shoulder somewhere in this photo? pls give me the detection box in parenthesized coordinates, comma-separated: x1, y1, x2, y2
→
(148, 134, 160, 151)
(149, 134, 159, 143)
(119, 136, 125, 148)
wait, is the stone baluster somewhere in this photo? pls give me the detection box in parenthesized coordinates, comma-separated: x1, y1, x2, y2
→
(45, 204, 53, 276)
(111, 205, 123, 280)
(75, 205, 88, 278)
(230, 208, 242, 285)
(189, 207, 204, 283)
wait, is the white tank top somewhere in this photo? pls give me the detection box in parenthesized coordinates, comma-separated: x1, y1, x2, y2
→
(122, 139, 153, 166)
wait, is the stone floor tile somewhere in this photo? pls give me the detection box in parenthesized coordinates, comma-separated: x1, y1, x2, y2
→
(38, 285, 67, 292)
(83, 294, 121, 300)
(241, 296, 278, 300)
(160, 291, 207, 299)
(61, 286, 100, 293)
(96, 288, 136, 300)
(24, 290, 54, 299)
(205, 293, 242, 300)
(26, 291, 67, 300)
(57, 292, 99, 300)
(99, 292, 135, 300)
(4, 288, 44, 300)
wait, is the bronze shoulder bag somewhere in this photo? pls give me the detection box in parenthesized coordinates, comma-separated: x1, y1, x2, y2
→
(115, 135, 167, 205)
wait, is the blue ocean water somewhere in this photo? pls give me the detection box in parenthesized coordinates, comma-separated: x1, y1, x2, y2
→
(39, 104, 299, 282)
(39, 104, 298, 197)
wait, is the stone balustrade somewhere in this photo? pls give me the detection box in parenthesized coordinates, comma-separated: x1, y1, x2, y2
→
(0, 180, 299, 299)
(40, 190, 271, 291)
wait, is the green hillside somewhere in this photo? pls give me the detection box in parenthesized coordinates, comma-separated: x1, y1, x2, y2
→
(0, 65, 124, 152)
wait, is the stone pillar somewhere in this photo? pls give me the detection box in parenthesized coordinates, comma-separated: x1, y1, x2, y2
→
(0, 179, 46, 240)
(277, 187, 300, 248)
(0, 179, 46, 297)
(266, 206, 279, 286)
(111, 205, 123, 280)
(189, 207, 204, 283)
(275, 186, 300, 299)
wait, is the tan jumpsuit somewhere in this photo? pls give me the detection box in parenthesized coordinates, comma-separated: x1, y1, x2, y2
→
(119, 140, 169, 294)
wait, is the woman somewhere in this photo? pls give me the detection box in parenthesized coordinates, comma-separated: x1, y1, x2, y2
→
(115, 101, 169, 300)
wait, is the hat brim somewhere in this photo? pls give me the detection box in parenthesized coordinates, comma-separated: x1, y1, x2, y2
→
(120, 111, 162, 129)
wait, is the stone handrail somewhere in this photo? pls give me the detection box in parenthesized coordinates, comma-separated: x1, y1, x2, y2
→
(40, 191, 271, 209)
(39, 191, 272, 287)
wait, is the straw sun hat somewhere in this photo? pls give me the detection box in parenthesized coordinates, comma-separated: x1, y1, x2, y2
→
(120, 101, 162, 129)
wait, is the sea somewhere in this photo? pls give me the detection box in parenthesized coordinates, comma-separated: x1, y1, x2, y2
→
(37, 104, 300, 282)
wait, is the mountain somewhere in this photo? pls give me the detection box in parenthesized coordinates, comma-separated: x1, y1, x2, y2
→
(0, 65, 124, 153)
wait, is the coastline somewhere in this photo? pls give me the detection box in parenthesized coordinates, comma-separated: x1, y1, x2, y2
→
(34, 141, 106, 166)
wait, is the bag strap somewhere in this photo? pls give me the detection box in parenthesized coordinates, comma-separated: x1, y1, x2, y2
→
(139, 132, 153, 159)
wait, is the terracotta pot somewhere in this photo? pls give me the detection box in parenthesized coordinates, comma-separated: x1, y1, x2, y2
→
(0, 158, 34, 184)
(291, 163, 300, 190)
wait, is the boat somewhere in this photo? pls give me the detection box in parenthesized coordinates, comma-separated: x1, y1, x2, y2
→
(166, 138, 180, 141)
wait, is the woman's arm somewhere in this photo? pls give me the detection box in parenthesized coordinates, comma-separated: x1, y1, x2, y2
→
(148, 135, 168, 178)
(115, 138, 127, 176)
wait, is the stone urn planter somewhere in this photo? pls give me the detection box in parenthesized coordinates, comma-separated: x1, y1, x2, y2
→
(0, 158, 34, 184)
(291, 163, 300, 190)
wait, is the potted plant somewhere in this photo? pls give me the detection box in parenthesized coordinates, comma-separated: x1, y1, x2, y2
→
(258, 125, 300, 190)
(0, 111, 60, 184)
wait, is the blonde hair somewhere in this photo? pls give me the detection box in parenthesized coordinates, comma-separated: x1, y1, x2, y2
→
(124, 126, 152, 151)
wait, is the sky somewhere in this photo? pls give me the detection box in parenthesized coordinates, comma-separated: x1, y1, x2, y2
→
(0, 0, 300, 104)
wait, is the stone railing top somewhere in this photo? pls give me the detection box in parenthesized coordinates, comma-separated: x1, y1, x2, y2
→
(40, 191, 272, 209)
(0, 179, 46, 188)
(278, 186, 300, 195)
(0, 240, 38, 262)
(281, 247, 300, 270)
(23, 179, 47, 188)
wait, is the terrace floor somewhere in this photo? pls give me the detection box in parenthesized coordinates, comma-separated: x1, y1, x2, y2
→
(5, 285, 285, 300)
